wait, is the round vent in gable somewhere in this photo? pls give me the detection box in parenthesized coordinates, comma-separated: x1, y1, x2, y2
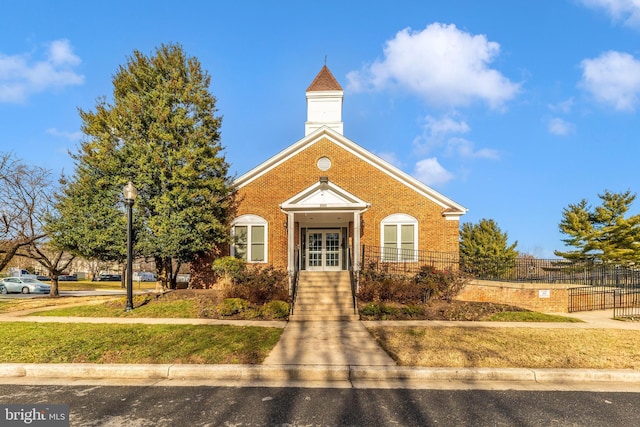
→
(317, 156, 332, 171)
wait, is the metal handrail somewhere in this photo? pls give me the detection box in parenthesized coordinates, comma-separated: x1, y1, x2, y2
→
(348, 247, 357, 314)
(290, 248, 300, 315)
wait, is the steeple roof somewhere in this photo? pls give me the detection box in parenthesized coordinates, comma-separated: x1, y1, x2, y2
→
(306, 65, 343, 92)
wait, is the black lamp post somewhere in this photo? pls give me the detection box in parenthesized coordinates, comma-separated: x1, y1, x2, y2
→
(123, 181, 137, 312)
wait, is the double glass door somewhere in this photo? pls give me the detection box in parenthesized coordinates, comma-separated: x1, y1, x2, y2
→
(306, 229, 341, 271)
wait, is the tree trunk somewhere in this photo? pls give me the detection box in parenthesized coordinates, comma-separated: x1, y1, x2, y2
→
(121, 265, 126, 288)
(171, 260, 181, 289)
(164, 257, 176, 290)
(50, 277, 59, 297)
(155, 256, 168, 291)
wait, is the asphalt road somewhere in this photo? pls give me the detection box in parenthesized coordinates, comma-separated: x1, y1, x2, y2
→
(1, 384, 638, 426)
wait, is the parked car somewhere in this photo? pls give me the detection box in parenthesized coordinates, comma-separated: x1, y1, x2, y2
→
(133, 272, 156, 282)
(6, 268, 37, 279)
(94, 274, 122, 282)
(0, 277, 51, 294)
(36, 275, 51, 281)
(58, 275, 78, 281)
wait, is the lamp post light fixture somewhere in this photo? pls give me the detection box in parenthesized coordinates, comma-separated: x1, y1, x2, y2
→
(123, 181, 138, 312)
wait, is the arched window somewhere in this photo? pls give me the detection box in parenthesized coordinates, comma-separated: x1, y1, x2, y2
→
(380, 214, 418, 262)
(231, 215, 268, 263)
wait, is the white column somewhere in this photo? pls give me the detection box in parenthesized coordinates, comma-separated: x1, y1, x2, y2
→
(353, 211, 361, 271)
(287, 212, 295, 273)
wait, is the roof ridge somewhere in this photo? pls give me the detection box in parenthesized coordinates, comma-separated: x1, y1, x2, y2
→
(307, 65, 343, 92)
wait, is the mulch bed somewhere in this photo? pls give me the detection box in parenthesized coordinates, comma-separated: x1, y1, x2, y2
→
(359, 300, 528, 321)
(157, 290, 526, 321)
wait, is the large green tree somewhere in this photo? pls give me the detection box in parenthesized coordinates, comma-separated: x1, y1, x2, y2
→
(555, 190, 640, 265)
(49, 43, 233, 288)
(460, 218, 518, 278)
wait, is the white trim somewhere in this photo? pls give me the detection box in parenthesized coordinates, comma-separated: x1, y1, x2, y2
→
(231, 215, 268, 263)
(280, 179, 369, 212)
(381, 214, 418, 262)
(305, 228, 342, 271)
(235, 127, 467, 216)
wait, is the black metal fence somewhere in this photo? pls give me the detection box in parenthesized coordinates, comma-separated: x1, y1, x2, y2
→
(361, 245, 640, 317)
(613, 288, 640, 319)
(362, 245, 640, 285)
(361, 245, 459, 275)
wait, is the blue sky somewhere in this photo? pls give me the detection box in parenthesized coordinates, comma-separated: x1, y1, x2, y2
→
(2, 0, 640, 258)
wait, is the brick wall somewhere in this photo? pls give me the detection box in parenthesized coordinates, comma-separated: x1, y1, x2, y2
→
(455, 279, 572, 313)
(235, 137, 460, 270)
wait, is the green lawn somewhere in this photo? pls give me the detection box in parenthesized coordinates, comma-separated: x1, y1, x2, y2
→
(33, 297, 200, 318)
(0, 322, 282, 364)
(55, 279, 156, 291)
(485, 311, 584, 322)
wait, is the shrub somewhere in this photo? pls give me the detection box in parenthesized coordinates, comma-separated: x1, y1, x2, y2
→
(216, 298, 250, 316)
(224, 265, 289, 305)
(361, 302, 381, 316)
(414, 266, 468, 303)
(402, 304, 424, 317)
(260, 300, 290, 319)
(358, 269, 422, 303)
(358, 264, 469, 304)
(212, 256, 246, 288)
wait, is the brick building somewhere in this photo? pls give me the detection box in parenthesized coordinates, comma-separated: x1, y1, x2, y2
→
(229, 66, 466, 275)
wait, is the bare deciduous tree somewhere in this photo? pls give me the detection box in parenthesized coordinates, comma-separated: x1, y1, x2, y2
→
(0, 153, 49, 272)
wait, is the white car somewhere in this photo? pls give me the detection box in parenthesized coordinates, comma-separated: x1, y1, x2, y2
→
(0, 277, 51, 294)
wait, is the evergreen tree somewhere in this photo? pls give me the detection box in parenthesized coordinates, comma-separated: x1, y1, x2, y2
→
(459, 218, 518, 278)
(555, 190, 640, 265)
(49, 43, 233, 288)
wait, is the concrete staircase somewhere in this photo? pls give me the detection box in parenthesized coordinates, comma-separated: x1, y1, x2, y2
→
(290, 271, 359, 321)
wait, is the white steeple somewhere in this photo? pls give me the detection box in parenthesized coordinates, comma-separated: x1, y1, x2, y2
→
(305, 65, 344, 136)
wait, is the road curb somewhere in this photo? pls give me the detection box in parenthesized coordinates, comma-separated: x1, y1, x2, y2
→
(1, 364, 639, 384)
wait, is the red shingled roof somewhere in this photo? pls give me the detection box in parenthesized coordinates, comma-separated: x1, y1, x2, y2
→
(307, 65, 343, 91)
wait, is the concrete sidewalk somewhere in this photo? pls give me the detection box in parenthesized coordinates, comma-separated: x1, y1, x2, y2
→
(0, 308, 638, 388)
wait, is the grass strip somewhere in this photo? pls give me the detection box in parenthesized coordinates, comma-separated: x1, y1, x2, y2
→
(0, 322, 281, 364)
(367, 326, 640, 369)
(32, 298, 200, 318)
(485, 311, 583, 322)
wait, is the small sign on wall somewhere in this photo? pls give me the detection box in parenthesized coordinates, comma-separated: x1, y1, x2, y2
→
(538, 289, 551, 299)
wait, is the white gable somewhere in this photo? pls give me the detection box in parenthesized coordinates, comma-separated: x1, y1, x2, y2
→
(236, 127, 467, 218)
(281, 179, 369, 211)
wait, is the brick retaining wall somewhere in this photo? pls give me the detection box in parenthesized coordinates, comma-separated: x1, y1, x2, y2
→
(455, 280, 578, 313)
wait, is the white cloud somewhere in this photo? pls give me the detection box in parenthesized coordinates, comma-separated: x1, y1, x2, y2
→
(447, 137, 500, 159)
(414, 114, 498, 160)
(347, 23, 520, 109)
(47, 128, 83, 141)
(579, 50, 640, 111)
(548, 98, 575, 114)
(0, 39, 84, 103)
(414, 114, 469, 154)
(579, 0, 640, 28)
(413, 157, 454, 186)
(548, 118, 575, 136)
(424, 115, 470, 137)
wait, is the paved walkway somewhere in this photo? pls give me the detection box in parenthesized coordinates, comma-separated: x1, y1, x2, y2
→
(263, 321, 396, 366)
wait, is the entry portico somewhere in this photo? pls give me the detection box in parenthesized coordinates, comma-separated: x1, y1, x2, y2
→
(281, 177, 369, 272)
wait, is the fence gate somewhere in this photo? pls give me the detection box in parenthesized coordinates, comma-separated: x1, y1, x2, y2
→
(613, 285, 640, 320)
(568, 286, 615, 312)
